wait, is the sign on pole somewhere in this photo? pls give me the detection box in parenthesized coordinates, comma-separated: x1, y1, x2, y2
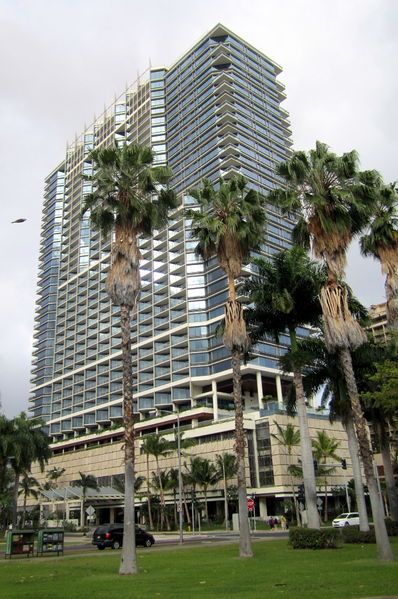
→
(247, 498, 254, 512)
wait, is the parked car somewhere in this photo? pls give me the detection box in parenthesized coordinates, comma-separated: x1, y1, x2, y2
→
(332, 512, 360, 527)
(92, 524, 155, 550)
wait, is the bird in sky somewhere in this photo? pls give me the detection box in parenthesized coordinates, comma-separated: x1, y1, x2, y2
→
(11, 218, 27, 223)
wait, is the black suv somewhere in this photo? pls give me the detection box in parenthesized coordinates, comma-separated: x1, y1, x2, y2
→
(92, 524, 155, 550)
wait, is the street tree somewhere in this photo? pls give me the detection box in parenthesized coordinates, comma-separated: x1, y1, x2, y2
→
(82, 142, 176, 574)
(271, 141, 393, 561)
(185, 175, 267, 557)
(215, 453, 237, 529)
(244, 246, 325, 528)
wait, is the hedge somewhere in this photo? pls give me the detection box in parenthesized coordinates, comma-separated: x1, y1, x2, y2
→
(289, 527, 342, 549)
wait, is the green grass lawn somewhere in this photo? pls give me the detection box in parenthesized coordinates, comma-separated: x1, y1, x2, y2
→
(1, 539, 398, 599)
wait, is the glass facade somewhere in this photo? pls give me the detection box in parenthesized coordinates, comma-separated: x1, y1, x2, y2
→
(30, 24, 294, 440)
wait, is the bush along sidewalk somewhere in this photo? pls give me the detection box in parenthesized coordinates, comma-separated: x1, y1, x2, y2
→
(289, 527, 342, 549)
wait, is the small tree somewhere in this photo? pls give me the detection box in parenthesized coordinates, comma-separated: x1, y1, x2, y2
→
(271, 422, 301, 525)
(312, 431, 341, 521)
(18, 474, 39, 528)
(215, 453, 237, 529)
(75, 472, 99, 529)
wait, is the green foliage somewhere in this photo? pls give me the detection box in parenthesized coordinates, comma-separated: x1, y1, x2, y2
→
(185, 176, 267, 277)
(81, 143, 176, 237)
(341, 525, 376, 544)
(289, 527, 342, 549)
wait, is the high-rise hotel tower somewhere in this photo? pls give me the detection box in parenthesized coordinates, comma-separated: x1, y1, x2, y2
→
(30, 24, 294, 441)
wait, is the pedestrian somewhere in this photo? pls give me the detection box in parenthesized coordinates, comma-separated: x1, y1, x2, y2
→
(268, 517, 274, 530)
(280, 515, 287, 530)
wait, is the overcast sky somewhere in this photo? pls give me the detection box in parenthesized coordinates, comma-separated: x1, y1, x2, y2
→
(0, 0, 396, 418)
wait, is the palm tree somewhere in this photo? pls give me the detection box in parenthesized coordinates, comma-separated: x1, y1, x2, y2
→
(82, 142, 176, 574)
(215, 453, 237, 529)
(270, 422, 301, 525)
(271, 141, 393, 560)
(186, 456, 219, 522)
(167, 468, 180, 529)
(312, 431, 341, 521)
(75, 472, 99, 529)
(288, 335, 370, 531)
(244, 246, 325, 529)
(43, 467, 66, 491)
(186, 175, 267, 557)
(360, 179, 398, 331)
(140, 434, 173, 529)
(18, 474, 39, 528)
(9, 413, 51, 527)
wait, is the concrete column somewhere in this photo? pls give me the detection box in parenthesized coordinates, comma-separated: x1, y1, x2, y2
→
(110, 507, 115, 524)
(212, 380, 219, 421)
(259, 498, 268, 518)
(256, 371, 264, 411)
(276, 375, 284, 409)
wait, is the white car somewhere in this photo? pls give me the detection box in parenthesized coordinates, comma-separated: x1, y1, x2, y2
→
(332, 512, 360, 527)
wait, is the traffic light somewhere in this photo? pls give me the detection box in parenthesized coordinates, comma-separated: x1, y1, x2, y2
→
(341, 459, 347, 470)
(191, 489, 197, 504)
(297, 484, 305, 503)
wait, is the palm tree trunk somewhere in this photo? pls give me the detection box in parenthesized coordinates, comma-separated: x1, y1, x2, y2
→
(345, 414, 369, 531)
(231, 348, 253, 558)
(340, 348, 393, 561)
(378, 421, 398, 521)
(22, 494, 27, 528)
(81, 495, 85, 529)
(155, 458, 169, 530)
(223, 473, 229, 530)
(324, 474, 329, 522)
(119, 304, 137, 575)
(146, 456, 154, 529)
(183, 488, 191, 525)
(12, 471, 20, 527)
(204, 487, 209, 521)
(290, 473, 301, 526)
(293, 368, 320, 529)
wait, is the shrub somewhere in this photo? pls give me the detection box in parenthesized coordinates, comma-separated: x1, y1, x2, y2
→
(62, 520, 77, 532)
(341, 525, 376, 544)
(288, 527, 342, 549)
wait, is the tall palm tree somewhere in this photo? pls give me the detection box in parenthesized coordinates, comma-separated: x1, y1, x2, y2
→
(360, 179, 398, 331)
(186, 175, 267, 557)
(82, 142, 176, 574)
(312, 431, 341, 521)
(75, 472, 99, 529)
(270, 422, 301, 525)
(140, 434, 173, 529)
(9, 413, 51, 527)
(287, 335, 370, 531)
(18, 474, 39, 528)
(244, 246, 325, 529)
(271, 141, 393, 560)
(215, 453, 237, 529)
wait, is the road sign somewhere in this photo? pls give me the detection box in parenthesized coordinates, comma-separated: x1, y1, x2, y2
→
(247, 498, 254, 511)
(86, 505, 95, 516)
